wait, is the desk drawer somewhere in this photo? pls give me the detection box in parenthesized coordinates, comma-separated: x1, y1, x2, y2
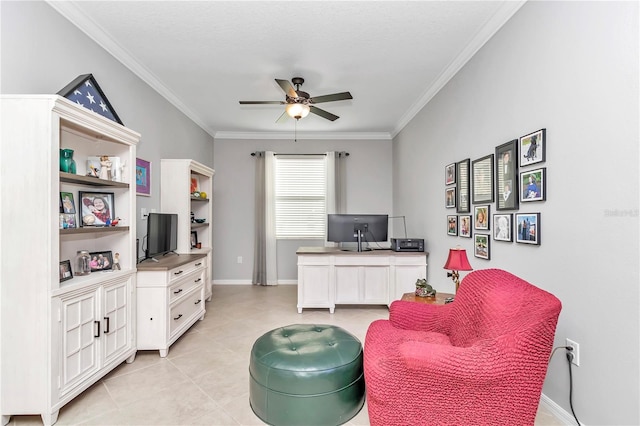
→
(169, 287, 203, 338)
(168, 259, 206, 284)
(169, 269, 205, 304)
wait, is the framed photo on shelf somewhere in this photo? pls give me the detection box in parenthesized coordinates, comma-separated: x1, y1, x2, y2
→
(472, 154, 494, 204)
(516, 213, 541, 245)
(445, 163, 456, 185)
(447, 215, 458, 236)
(59, 260, 73, 282)
(445, 187, 456, 208)
(495, 140, 519, 211)
(459, 215, 472, 238)
(59, 213, 77, 229)
(191, 230, 198, 248)
(79, 191, 115, 227)
(474, 205, 490, 231)
(520, 168, 546, 202)
(89, 251, 114, 271)
(519, 128, 546, 167)
(474, 234, 490, 260)
(456, 158, 470, 213)
(493, 213, 513, 242)
(136, 158, 151, 197)
(60, 192, 76, 214)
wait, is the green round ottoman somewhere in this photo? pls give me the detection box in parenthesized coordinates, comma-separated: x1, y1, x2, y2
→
(249, 324, 364, 426)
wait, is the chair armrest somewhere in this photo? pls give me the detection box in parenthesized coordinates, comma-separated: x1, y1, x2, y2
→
(389, 300, 452, 333)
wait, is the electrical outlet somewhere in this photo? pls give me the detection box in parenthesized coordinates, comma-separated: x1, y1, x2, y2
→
(237, 256, 243, 264)
(566, 338, 580, 366)
(140, 208, 148, 220)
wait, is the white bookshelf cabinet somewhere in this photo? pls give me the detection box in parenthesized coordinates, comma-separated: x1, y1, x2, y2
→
(160, 159, 215, 300)
(0, 96, 140, 426)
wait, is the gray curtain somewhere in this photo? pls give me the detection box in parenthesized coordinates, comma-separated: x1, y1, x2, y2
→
(252, 152, 266, 285)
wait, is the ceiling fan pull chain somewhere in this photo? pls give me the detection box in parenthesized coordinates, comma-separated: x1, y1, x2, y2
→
(294, 119, 298, 143)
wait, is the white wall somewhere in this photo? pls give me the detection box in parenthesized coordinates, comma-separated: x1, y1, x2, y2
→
(212, 137, 393, 282)
(393, 2, 639, 424)
(0, 1, 214, 255)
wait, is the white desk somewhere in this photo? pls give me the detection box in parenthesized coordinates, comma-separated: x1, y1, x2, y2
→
(296, 247, 428, 313)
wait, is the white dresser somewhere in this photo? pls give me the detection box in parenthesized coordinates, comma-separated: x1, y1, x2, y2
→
(136, 254, 207, 357)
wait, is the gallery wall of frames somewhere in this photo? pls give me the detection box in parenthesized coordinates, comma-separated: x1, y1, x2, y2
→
(445, 128, 546, 260)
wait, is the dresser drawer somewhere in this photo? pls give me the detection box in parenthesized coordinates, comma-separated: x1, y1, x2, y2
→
(168, 258, 206, 284)
(169, 269, 205, 304)
(169, 287, 204, 338)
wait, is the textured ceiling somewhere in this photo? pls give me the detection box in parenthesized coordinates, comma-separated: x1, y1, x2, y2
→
(48, 1, 525, 139)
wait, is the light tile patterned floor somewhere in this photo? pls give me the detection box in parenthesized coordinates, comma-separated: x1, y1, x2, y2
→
(8, 285, 565, 425)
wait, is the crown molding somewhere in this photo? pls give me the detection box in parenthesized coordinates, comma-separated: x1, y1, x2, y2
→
(213, 131, 392, 141)
(391, 0, 527, 138)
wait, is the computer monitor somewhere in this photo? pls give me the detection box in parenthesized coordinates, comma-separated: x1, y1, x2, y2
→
(327, 214, 389, 252)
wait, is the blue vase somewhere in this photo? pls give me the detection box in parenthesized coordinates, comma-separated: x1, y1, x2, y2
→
(60, 149, 77, 174)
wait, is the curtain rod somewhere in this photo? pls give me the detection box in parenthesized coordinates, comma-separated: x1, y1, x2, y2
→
(250, 152, 349, 157)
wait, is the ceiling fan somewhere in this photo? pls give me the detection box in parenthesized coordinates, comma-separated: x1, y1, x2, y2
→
(239, 77, 353, 122)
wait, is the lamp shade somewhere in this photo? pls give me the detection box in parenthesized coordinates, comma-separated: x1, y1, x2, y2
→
(285, 103, 310, 119)
(443, 248, 473, 271)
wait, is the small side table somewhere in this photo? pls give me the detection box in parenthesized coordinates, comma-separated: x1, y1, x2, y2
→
(401, 292, 455, 305)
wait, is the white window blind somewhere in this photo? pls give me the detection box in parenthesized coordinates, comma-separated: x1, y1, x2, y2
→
(275, 155, 326, 239)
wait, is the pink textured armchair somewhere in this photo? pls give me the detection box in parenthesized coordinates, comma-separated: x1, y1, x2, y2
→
(364, 269, 561, 426)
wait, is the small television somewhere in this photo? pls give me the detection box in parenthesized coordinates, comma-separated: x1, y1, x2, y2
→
(145, 213, 178, 261)
(327, 214, 389, 252)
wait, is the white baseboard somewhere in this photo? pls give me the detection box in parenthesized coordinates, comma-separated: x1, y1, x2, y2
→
(212, 280, 297, 286)
(540, 393, 580, 425)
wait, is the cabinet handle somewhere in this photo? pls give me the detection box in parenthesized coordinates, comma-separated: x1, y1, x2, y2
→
(174, 270, 184, 275)
(173, 314, 183, 321)
(173, 288, 183, 294)
(94, 320, 101, 338)
(104, 317, 110, 334)
(195, 262, 202, 267)
(195, 299, 202, 304)
(195, 278, 202, 283)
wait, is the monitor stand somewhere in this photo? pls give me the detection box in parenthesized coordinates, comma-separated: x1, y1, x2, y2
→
(356, 230, 371, 252)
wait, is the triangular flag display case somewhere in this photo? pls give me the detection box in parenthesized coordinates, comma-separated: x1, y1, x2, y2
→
(58, 73, 123, 125)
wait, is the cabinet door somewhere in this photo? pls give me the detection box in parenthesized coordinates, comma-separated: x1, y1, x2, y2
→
(335, 266, 360, 303)
(60, 288, 100, 396)
(362, 266, 389, 303)
(102, 278, 133, 366)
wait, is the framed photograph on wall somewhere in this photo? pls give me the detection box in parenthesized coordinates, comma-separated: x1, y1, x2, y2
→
(447, 215, 458, 236)
(519, 128, 546, 167)
(516, 213, 540, 245)
(445, 187, 456, 208)
(136, 158, 151, 196)
(474, 205, 490, 231)
(472, 154, 494, 204)
(78, 191, 115, 227)
(459, 215, 472, 238)
(445, 163, 456, 185)
(89, 251, 114, 271)
(520, 168, 546, 202)
(495, 140, 519, 211)
(474, 234, 490, 260)
(456, 158, 470, 213)
(493, 213, 513, 242)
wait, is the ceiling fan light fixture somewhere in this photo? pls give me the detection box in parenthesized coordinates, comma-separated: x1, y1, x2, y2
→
(285, 103, 310, 120)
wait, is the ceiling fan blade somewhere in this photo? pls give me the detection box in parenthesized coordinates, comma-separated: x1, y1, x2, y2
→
(276, 111, 290, 123)
(310, 106, 339, 121)
(310, 92, 353, 104)
(239, 101, 284, 105)
(275, 79, 297, 98)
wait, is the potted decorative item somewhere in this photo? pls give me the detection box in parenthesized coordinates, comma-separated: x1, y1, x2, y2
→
(415, 278, 436, 298)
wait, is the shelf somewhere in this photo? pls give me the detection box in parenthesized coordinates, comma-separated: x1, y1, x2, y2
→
(60, 172, 129, 188)
(190, 196, 210, 202)
(60, 226, 130, 235)
(191, 223, 209, 229)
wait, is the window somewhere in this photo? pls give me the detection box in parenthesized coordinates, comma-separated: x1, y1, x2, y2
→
(275, 155, 326, 239)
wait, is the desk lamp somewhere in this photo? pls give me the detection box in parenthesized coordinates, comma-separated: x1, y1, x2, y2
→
(443, 247, 473, 292)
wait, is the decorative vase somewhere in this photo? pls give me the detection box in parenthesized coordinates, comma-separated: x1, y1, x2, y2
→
(60, 149, 77, 174)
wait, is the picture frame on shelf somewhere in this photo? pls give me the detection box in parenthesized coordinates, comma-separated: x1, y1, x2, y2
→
(57, 74, 123, 125)
(60, 192, 76, 214)
(89, 251, 114, 271)
(493, 213, 513, 242)
(79, 191, 115, 227)
(495, 139, 519, 211)
(445, 163, 456, 185)
(191, 230, 198, 248)
(474, 234, 490, 260)
(519, 128, 546, 167)
(447, 215, 458, 236)
(445, 187, 456, 208)
(456, 158, 470, 213)
(520, 168, 546, 202)
(459, 214, 472, 238)
(59, 214, 77, 229)
(136, 158, 151, 196)
(474, 205, 490, 231)
(472, 154, 494, 204)
(59, 260, 73, 282)
(516, 213, 541, 245)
